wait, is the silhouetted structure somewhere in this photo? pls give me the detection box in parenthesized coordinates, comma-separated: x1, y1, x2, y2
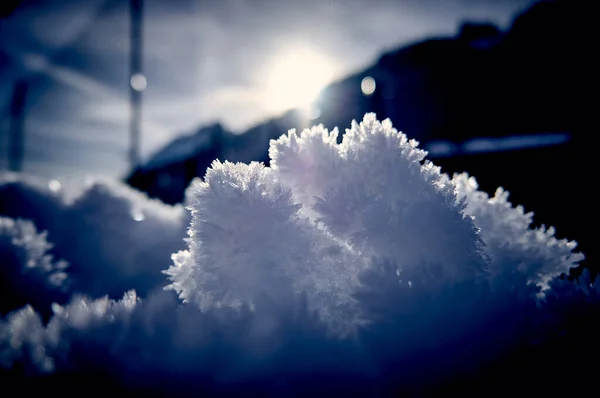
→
(129, 0, 143, 169)
(128, 123, 225, 204)
(8, 80, 28, 172)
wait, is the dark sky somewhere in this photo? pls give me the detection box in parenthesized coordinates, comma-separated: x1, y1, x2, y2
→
(0, 0, 536, 180)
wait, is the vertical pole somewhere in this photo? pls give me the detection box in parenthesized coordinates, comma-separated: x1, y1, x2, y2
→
(129, 0, 143, 169)
(8, 80, 28, 172)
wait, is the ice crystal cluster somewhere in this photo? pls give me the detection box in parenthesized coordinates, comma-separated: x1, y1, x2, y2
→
(0, 114, 593, 395)
(165, 114, 583, 332)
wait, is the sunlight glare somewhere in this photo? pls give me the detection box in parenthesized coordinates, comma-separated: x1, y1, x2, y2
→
(262, 47, 336, 113)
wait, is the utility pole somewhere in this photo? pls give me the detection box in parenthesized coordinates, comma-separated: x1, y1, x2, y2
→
(8, 80, 28, 172)
(129, 0, 144, 170)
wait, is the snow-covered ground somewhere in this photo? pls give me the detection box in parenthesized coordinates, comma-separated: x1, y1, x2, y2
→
(1, 114, 595, 395)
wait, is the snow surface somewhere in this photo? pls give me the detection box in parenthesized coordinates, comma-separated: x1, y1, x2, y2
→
(0, 114, 594, 396)
(1, 174, 189, 299)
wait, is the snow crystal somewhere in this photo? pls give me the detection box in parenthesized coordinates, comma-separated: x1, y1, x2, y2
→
(0, 114, 591, 396)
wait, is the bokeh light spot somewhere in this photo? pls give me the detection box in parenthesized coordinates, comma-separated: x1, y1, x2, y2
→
(361, 76, 376, 95)
(130, 73, 147, 91)
(48, 179, 61, 192)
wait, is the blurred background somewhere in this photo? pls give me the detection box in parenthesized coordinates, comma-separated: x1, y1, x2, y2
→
(0, 0, 595, 270)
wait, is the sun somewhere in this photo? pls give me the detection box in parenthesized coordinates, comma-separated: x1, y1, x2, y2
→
(261, 46, 336, 113)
